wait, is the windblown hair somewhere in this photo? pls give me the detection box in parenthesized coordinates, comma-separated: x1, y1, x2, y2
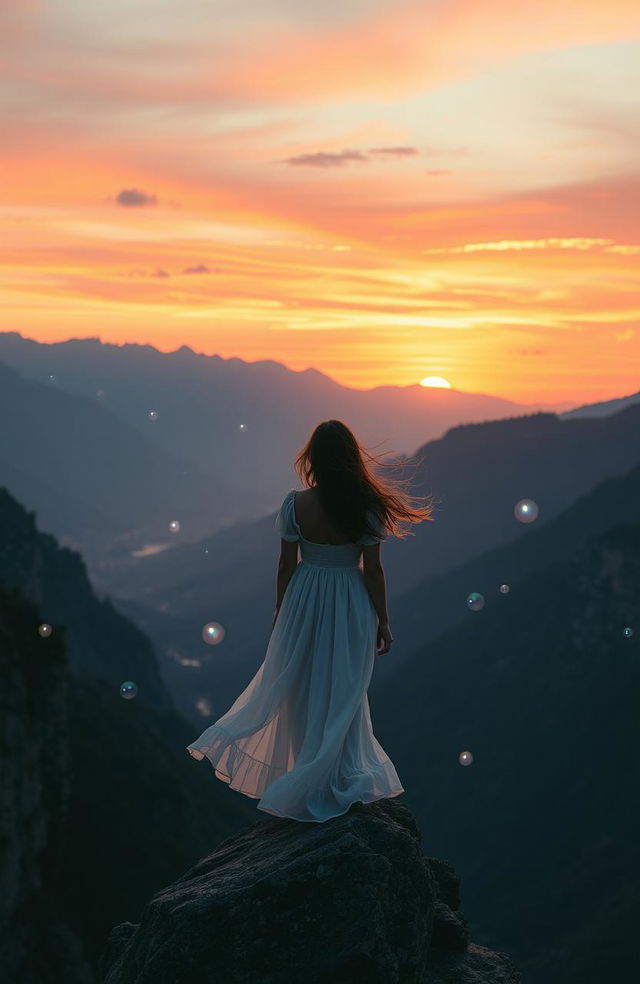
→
(293, 419, 437, 543)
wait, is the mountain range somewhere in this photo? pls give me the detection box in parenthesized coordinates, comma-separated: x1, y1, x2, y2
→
(0, 330, 551, 563)
(2, 429, 637, 980)
(1, 330, 638, 981)
(370, 466, 640, 983)
(96, 402, 640, 727)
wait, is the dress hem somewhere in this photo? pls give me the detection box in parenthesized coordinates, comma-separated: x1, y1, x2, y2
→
(187, 740, 287, 799)
(187, 742, 405, 819)
(256, 787, 406, 823)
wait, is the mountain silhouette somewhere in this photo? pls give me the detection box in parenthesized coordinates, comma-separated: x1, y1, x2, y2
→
(99, 403, 640, 724)
(558, 388, 640, 420)
(0, 330, 535, 535)
(0, 483, 522, 984)
(372, 447, 640, 685)
(0, 359, 234, 567)
(0, 490, 256, 982)
(369, 468, 640, 983)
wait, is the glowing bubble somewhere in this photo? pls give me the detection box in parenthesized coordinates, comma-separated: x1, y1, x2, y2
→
(499, 584, 510, 594)
(459, 750, 473, 766)
(202, 622, 225, 645)
(466, 592, 485, 611)
(238, 422, 248, 432)
(120, 680, 138, 699)
(38, 623, 52, 637)
(196, 696, 213, 716)
(148, 410, 158, 421)
(49, 374, 55, 381)
(169, 520, 181, 533)
(204, 548, 209, 555)
(514, 498, 539, 524)
(623, 626, 633, 638)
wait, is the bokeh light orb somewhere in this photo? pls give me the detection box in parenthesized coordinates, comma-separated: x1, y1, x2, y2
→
(238, 422, 248, 432)
(202, 622, 225, 645)
(514, 498, 539, 524)
(459, 750, 473, 766)
(120, 680, 138, 700)
(623, 626, 633, 639)
(499, 583, 510, 594)
(38, 623, 52, 637)
(148, 410, 158, 421)
(466, 592, 485, 612)
(169, 520, 181, 533)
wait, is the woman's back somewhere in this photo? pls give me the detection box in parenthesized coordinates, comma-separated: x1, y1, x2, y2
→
(294, 487, 355, 545)
(186, 486, 403, 822)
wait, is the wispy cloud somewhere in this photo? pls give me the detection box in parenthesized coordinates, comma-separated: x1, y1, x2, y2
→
(369, 146, 419, 157)
(282, 149, 368, 167)
(281, 145, 421, 166)
(422, 237, 622, 254)
(115, 189, 158, 207)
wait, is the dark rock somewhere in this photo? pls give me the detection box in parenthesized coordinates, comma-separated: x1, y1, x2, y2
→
(102, 798, 521, 984)
(0, 491, 254, 982)
(0, 486, 173, 710)
(0, 581, 94, 984)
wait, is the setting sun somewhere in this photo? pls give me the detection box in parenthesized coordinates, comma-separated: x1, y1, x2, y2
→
(420, 376, 452, 389)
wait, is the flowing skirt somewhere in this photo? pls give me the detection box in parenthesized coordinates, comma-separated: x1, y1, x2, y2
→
(186, 561, 404, 822)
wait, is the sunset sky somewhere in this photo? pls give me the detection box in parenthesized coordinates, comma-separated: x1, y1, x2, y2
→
(2, 0, 639, 406)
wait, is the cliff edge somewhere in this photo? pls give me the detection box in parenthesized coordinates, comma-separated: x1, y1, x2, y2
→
(101, 797, 521, 983)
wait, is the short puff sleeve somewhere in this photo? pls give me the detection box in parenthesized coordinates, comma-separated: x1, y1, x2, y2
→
(274, 489, 300, 542)
(359, 509, 389, 546)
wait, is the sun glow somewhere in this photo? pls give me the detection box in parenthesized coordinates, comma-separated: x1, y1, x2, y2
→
(420, 376, 452, 389)
(2, 1, 639, 405)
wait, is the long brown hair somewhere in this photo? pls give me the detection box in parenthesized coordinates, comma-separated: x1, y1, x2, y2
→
(293, 419, 437, 542)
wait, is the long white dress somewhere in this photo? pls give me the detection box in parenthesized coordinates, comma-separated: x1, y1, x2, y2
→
(186, 488, 405, 822)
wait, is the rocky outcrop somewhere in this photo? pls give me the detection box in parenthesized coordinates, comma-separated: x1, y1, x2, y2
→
(101, 797, 521, 984)
(0, 581, 94, 984)
(0, 487, 173, 710)
(0, 490, 254, 983)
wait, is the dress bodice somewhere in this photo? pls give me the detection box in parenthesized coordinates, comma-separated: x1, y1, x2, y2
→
(274, 489, 387, 569)
(299, 538, 364, 569)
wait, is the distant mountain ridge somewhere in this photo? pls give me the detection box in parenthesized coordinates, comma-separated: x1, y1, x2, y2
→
(0, 330, 633, 575)
(0, 329, 533, 527)
(558, 389, 640, 419)
(99, 402, 640, 728)
(371, 429, 640, 684)
(0, 359, 232, 567)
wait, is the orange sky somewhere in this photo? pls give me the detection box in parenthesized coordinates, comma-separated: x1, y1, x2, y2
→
(1, 0, 639, 406)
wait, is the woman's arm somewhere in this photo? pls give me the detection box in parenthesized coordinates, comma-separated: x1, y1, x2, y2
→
(362, 565, 389, 625)
(273, 559, 298, 626)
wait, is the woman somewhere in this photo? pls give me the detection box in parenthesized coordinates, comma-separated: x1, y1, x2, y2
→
(187, 419, 435, 822)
